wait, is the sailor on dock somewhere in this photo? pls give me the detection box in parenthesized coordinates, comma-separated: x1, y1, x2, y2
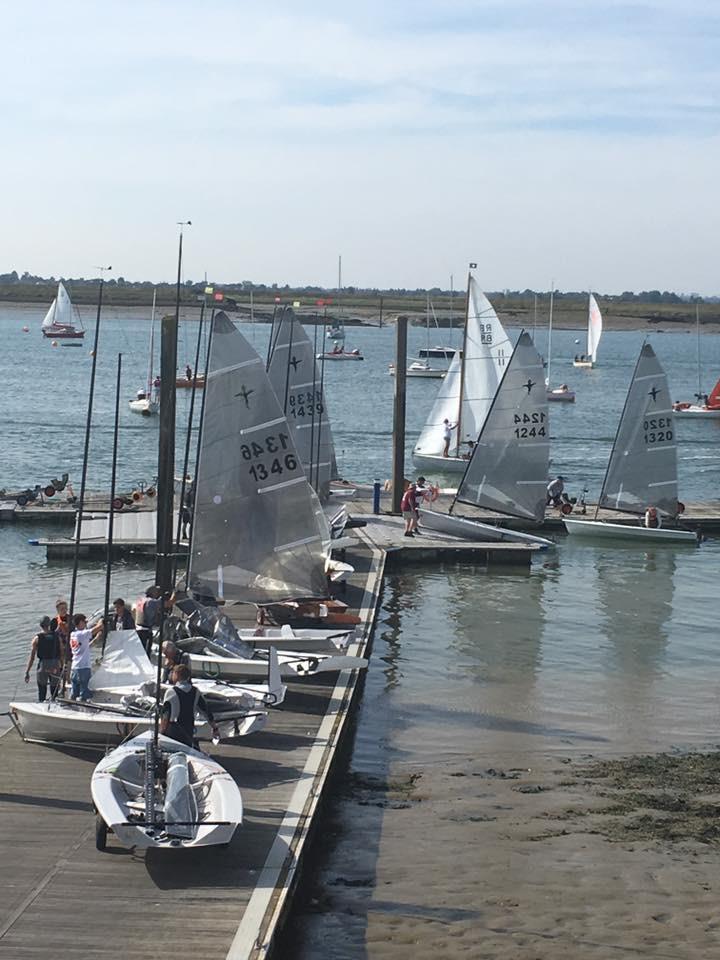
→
(160, 664, 219, 746)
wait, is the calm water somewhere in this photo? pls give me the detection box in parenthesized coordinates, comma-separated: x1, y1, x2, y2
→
(1, 304, 719, 954)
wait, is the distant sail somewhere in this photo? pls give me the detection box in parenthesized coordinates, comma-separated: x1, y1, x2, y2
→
(189, 312, 329, 604)
(413, 277, 511, 458)
(599, 343, 678, 516)
(267, 306, 336, 503)
(587, 293, 602, 363)
(42, 282, 74, 330)
(455, 331, 549, 521)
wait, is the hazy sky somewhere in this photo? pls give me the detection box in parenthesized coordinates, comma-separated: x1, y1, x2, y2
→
(2, 0, 718, 292)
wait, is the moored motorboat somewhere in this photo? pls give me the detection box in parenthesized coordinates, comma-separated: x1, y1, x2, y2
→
(316, 346, 363, 361)
(389, 360, 446, 378)
(547, 385, 575, 402)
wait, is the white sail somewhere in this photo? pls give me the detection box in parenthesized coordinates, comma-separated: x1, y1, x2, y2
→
(189, 312, 329, 605)
(42, 282, 75, 330)
(413, 277, 511, 458)
(587, 293, 602, 363)
(267, 307, 337, 503)
(599, 343, 678, 517)
(455, 331, 549, 521)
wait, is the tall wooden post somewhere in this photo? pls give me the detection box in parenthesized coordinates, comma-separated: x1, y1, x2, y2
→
(391, 315, 408, 513)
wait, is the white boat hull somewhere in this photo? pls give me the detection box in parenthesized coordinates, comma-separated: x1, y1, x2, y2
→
(673, 405, 720, 418)
(91, 731, 243, 850)
(412, 452, 468, 475)
(187, 650, 367, 681)
(547, 389, 575, 402)
(563, 518, 697, 543)
(419, 508, 553, 547)
(236, 627, 353, 653)
(572, 360, 594, 368)
(389, 365, 446, 379)
(129, 398, 159, 416)
(10, 700, 155, 745)
(316, 353, 363, 361)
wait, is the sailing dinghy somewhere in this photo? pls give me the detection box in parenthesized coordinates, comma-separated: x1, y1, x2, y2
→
(672, 311, 720, 417)
(420, 331, 554, 547)
(91, 731, 243, 850)
(564, 343, 697, 542)
(41, 282, 85, 339)
(129, 291, 159, 415)
(544, 285, 575, 402)
(573, 293, 602, 368)
(187, 312, 368, 675)
(413, 271, 512, 474)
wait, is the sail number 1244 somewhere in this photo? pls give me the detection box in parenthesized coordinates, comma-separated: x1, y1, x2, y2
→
(513, 411, 546, 438)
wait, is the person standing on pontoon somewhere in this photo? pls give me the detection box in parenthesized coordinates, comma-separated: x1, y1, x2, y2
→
(24, 616, 63, 702)
(400, 482, 420, 537)
(160, 664, 219, 746)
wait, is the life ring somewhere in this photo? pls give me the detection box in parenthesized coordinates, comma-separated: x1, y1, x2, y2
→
(560, 502, 573, 515)
(423, 485, 440, 503)
(132, 490, 142, 501)
(146, 487, 156, 497)
(677, 501, 685, 514)
(44, 485, 56, 498)
(112, 497, 124, 511)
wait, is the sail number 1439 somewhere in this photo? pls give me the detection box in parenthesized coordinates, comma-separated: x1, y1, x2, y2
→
(513, 412, 546, 439)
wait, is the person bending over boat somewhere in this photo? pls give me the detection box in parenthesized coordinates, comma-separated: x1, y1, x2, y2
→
(160, 665, 219, 747)
(161, 641, 191, 683)
(546, 475, 565, 506)
(643, 506, 662, 529)
(24, 616, 63, 702)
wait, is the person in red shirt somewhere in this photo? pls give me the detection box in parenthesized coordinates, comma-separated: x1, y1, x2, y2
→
(400, 482, 420, 537)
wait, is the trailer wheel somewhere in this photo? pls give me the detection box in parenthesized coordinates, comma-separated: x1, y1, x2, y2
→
(95, 815, 108, 851)
(560, 502, 573, 515)
(112, 498, 124, 511)
(16, 495, 28, 507)
(44, 485, 56, 498)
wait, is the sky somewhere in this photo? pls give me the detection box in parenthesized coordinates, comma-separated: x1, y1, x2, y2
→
(1, 0, 719, 293)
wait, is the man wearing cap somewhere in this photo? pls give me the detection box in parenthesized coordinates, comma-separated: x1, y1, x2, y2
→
(546, 475, 565, 507)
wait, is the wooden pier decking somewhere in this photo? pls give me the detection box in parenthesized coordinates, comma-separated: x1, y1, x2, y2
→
(0, 542, 385, 960)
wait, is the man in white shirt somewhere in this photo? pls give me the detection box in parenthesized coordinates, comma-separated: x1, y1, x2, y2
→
(442, 419, 457, 458)
(69, 613, 102, 701)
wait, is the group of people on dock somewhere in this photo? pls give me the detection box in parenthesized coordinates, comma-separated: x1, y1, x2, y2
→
(23, 587, 217, 747)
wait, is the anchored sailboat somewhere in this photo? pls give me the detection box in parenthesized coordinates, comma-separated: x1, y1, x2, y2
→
(420, 331, 554, 546)
(41, 282, 85, 339)
(573, 293, 602, 368)
(564, 343, 696, 542)
(545, 284, 575, 402)
(672, 305, 720, 418)
(129, 290, 159, 416)
(413, 269, 512, 474)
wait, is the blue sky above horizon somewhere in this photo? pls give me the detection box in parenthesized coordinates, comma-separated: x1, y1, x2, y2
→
(1, 0, 719, 293)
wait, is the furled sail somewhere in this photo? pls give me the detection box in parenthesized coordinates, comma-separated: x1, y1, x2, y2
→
(266, 306, 337, 503)
(42, 282, 74, 330)
(587, 293, 602, 363)
(599, 343, 678, 516)
(413, 277, 511, 458)
(189, 312, 329, 604)
(455, 331, 549, 521)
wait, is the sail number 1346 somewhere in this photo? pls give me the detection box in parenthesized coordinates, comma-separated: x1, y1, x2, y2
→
(241, 433, 298, 482)
(513, 412, 546, 439)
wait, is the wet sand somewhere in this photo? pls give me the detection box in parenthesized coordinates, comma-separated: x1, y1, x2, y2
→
(293, 750, 720, 959)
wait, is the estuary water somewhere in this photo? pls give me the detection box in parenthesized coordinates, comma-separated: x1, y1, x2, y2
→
(0, 303, 719, 957)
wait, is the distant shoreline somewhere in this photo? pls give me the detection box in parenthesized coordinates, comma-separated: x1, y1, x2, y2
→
(3, 299, 720, 334)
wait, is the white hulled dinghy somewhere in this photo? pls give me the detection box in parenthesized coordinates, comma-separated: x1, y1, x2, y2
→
(573, 293, 602, 368)
(420, 331, 554, 547)
(564, 343, 697, 543)
(91, 731, 243, 851)
(413, 269, 512, 474)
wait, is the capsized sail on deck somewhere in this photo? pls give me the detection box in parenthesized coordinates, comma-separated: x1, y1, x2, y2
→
(266, 306, 337, 503)
(189, 312, 329, 604)
(454, 331, 549, 521)
(598, 342, 678, 517)
(413, 275, 511, 460)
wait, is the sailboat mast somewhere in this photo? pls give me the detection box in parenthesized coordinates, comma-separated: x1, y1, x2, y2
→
(455, 267, 472, 457)
(147, 290, 156, 396)
(156, 221, 190, 592)
(101, 353, 122, 657)
(696, 303, 702, 398)
(533, 293, 538, 343)
(546, 284, 555, 386)
(449, 274, 454, 345)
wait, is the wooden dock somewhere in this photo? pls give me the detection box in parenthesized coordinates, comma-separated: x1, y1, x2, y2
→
(0, 542, 385, 960)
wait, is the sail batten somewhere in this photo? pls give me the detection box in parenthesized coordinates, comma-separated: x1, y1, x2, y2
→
(189, 312, 329, 604)
(598, 342, 678, 516)
(454, 331, 549, 522)
(267, 307, 337, 503)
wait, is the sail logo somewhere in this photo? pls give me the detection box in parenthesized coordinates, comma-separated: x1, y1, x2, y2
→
(235, 385, 254, 407)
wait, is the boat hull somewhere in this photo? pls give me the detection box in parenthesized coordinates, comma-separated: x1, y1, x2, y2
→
(673, 405, 720, 418)
(128, 399, 159, 416)
(419, 347, 456, 359)
(419, 508, 553, 547)
(187, 650, 367, 681)
(316, 353, 363, 361)
(572, 360, 594, 368)
(412, 452, 468, 475)
(10, 701, 154, 745)
(389, 367, 445, 378)
(175, 378, 205, 389)
(547, 390, 575, 402)
(562, 518, 697, 543)
(91, 732, 243, 850)
(43, 328, 85, 339)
